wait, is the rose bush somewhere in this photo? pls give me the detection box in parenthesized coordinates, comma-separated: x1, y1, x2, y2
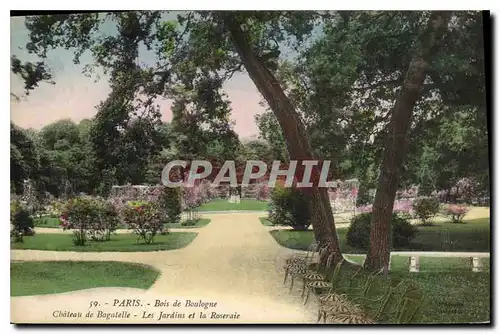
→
(356, 199, 414, 218)
(122, 201, 166, 244)
(256, 183, 270, 201)
(442, 204, 470, 223)
(59, 196, 119, 245)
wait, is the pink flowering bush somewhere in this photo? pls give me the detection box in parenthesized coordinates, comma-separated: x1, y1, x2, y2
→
(108, 185, 166, 209)
(256, 183, 270, 201)
(198, 181, 212, 203)
(356, 199, 413, 218)
(207, 185, 218, 200)
(356, 204, 373, 213)
(396, 186, 419, 200)
(122, 201, 165, 244)
(59, 196, 119, 245)
(431, 178, 481, 204)
(442, 204, 470, 223)
(328, 189, 337, 201)
(181, 186, 202, 221)
(393, 199, 414, 219)
(453, 178, 479, 203)
(182, 186, 199, 208)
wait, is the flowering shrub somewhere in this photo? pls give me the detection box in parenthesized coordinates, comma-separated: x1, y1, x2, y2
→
(46, 199, 66, 217)
(59, 196, 119, 245)
(181, 186, 204, 221)
(327, 181, 360, 214)
(392, 199, 414, 219)
(108, 185, 166, 208)
(182, 187, 199, 210)
(442, 204, 470, 223)
(59, 197, 94, 246)
(412, 197, 440, 225)
(256, 183, 270, 201)
(356, 199, 413, 218)
(356, 204, 373, 213)
(122, 201, 165, 244)
(396, 186, 419, 200)
(453, 178, 479, 203)
(89, 200, 119, 241)
(108, 196, 128, 213)
(198, 181, 210, 202)
(432, 178, 481, 204)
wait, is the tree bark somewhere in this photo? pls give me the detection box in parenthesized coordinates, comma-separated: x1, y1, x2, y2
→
(224, 18, 344, 265)
(365, 11, 452, 270)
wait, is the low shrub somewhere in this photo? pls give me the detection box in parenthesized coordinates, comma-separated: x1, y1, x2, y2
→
(268, 185, 310, 230)
(10, 200, 35, 242)
(346, 213, 372, 249)
(122, 201, 166, 244)
(346, 212, 418, 250)
(412, 197, 440, 225)
(442, 204, 469, 223)
(391, 214, 419, 248)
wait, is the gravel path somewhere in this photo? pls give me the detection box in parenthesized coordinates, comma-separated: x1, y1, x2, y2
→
(11, 208, 490, 324)
(12, 213, 318, 324)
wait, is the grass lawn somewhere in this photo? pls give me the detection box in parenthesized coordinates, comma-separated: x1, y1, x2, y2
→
(345, 254, 490, 272)
(259, 217, 274, 226)
(197, 199, 269, 211)
(165, 218, 210, 229)
(11, 232, 197, 252)
(11, 261, 160, 296)
(270, 217, 490, 253)
(34, 217, 61, 228)
(35, 217, 211, 230)
(320, 256, 490, 324)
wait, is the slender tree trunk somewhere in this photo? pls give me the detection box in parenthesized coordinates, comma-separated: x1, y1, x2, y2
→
(225, 18, 343, 265)
(365, 11, 452, 270)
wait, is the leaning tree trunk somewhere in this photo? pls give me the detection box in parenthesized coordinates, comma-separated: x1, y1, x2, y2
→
(225, 18, 343, 266)
(364, 11, 452, 270)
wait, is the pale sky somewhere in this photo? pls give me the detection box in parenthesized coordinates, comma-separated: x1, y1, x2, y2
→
(9, 15, 267, 138)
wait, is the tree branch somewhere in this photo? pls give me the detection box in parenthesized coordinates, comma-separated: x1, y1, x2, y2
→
(351, 79, 402, 91)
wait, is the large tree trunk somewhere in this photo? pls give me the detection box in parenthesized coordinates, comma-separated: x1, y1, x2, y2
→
(225, 18, 344, 265)
(364, 11, 452, 270)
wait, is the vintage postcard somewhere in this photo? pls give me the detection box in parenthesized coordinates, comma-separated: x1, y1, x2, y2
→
(10, 10, 490, 325)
